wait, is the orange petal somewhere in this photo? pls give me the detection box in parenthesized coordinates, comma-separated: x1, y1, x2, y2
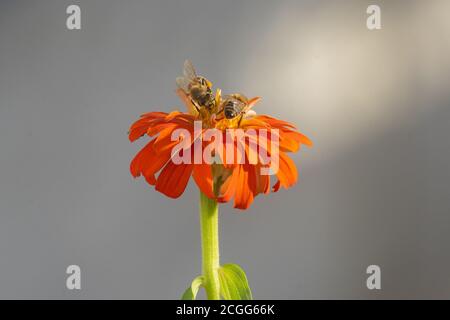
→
(129, 112, 169, 142)
(217, 166, 239, 203)
(272, 180, 281, 192)
(247, 96, 261, 109)
(281, 130, 312, 149)
(275, 152, 298, 189)
(255, 115, 297, 129)
(155, 162, 193, 198)
(193, 164, 215, 199)
(139, 111, 169, 119)
(233, 165, 255, 210)
(130, 140, 155, 178)
(130, 140, 173, 185)
(254, 165, 271, 195)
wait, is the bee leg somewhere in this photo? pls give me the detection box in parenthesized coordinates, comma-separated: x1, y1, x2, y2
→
(237, 113, 245, 127)
(190, 98, 201, 113)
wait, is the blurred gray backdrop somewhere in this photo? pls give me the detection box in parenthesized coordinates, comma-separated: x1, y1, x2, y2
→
(0, 0, 449, 299)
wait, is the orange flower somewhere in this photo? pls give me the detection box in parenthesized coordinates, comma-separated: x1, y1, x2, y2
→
(129, 96, 312, 209)
(129, 81, 312, 209)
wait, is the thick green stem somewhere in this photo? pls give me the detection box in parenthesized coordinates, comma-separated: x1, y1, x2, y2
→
(199, 191, 221, 300)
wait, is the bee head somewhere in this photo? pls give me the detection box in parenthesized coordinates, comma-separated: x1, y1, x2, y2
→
(197, 76, 213, 89)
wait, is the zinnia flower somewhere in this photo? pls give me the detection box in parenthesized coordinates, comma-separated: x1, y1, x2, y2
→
(128, 99, 312, 209)
(128, 61, 312, 300)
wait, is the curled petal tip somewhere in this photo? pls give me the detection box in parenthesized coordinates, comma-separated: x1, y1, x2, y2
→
(248, 97, 261, 108)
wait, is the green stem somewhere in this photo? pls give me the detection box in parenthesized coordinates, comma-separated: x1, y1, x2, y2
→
(199, 191, 221, 300)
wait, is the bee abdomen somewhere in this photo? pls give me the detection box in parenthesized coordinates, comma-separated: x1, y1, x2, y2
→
(224, 107, 238, 119)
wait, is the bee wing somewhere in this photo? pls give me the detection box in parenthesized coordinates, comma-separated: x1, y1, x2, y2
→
(176, 76, 190, 91)
(183, 60, 197, 81)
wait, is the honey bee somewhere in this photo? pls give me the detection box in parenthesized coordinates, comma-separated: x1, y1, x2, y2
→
(176, 60, 216, 114)
(216, 93, 260, 128)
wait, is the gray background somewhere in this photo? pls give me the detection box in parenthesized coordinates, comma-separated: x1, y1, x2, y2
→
(0, 0, 449, 299)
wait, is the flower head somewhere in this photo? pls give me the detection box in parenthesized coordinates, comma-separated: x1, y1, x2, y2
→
(129, 67, 312, 209)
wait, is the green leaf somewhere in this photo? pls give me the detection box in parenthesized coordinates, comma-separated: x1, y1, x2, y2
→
(218, 264, 252, 300)
(181, 276, 204, 300)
